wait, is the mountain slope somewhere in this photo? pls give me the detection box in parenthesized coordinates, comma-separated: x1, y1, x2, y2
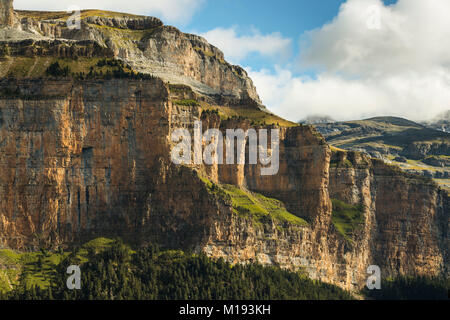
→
(1, 7, 263, 109)
(313, 117, 450, 190)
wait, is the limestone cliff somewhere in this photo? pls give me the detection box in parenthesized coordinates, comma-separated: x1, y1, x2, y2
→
(0, 78, 447, 291)
(1, 6, 262, 107)
(0, 0, 15, 27)
(0, 3, 448, 291)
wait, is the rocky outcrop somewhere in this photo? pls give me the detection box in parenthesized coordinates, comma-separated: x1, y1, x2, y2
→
(401, 142, 450, 160)
(3, 6, 262, 107)
(82, 15, 163, 30)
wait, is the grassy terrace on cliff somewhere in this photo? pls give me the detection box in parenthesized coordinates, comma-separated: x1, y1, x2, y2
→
(201, 104, 298, 127)
(198, 173, 308, 228)
(168, 83, 298, 127)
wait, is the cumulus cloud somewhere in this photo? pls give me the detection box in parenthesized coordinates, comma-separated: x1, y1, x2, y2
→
(200, 27, 292, 64)
(301, 0, 450, 77)
(14, 0, 204, 24)
(248, 67, 450, 122)
(251, 0, 450, 122)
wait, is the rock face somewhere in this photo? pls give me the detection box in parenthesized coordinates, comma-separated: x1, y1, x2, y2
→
(4, 7, 262, 107)
(329, 152, 449, 282)
(0, 4, 448, 291)
(0, 78, 448, 291)
(0, 0, 14, 27)
(401, 142, 450, 160)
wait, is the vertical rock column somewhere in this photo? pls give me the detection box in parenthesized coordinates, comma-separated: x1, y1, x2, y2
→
(0, 0, 15, 27)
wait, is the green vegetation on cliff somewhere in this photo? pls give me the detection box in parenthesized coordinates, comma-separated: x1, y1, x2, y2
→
(0, 56, 155, 80)
(201, 104, 298, 127)
(331, 199, 365, 241)
(1, 238, 354, 300)
(198, 174, 307, 227)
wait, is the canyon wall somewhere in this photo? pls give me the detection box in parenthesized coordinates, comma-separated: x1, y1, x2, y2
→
(0, 4, 448, 291)
(0, 79, 447, 291)
(329, 152, 449, 283)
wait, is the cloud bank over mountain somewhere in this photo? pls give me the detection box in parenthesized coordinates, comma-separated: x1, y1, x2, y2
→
(247, 0, 450, 122)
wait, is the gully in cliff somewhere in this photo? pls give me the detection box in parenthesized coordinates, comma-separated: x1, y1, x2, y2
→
(171, 121, 280, 176)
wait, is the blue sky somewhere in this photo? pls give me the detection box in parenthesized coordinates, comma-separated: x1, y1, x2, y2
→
(187, 0, 346, 72)
(177, 0, 396, 73)
(15, 0, 450, 121)
(186, 0, 371, 72)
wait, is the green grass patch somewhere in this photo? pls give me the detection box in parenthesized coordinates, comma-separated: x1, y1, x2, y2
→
(0, 249, 22, 265)
(331, 199, 365, 241)
(0, 237, 122, 293)
(201, 104, 298, 128)
(198, 174, 307, 227)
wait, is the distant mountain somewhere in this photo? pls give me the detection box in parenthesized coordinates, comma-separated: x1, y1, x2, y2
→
(299, 115, 335, 125)
(422, 110, 450, 133)
(313, 116, 450, 182)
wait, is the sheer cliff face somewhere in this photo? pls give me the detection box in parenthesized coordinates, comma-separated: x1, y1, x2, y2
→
(0, 78, 172, 248)
(0, 5, 448, 291)
(0, 79, 448, 291)
(329, 153, 449, 283)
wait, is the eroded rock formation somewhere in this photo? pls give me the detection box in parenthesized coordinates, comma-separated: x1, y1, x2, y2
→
(0, 0, 15, 27)
(0, 2, 448, 291)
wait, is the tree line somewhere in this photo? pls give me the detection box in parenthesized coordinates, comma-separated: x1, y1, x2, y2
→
(1, 239, 354, 300)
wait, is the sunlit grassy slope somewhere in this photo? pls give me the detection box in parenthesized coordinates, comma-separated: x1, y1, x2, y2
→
(0, 238, 116, 292)
(198, 174, 308, 227)
(331, 199, 365, 241)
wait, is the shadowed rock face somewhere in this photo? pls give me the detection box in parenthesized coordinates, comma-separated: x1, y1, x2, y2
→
(0, 0, 14, 27)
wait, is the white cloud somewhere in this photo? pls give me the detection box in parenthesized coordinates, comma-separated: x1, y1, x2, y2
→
(248, 67, 450, 122)
(300, 0, 450, 77)
(249, 0, 450, 122)
(200, 27, 292, 64)
(14, 0, 205, 24)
